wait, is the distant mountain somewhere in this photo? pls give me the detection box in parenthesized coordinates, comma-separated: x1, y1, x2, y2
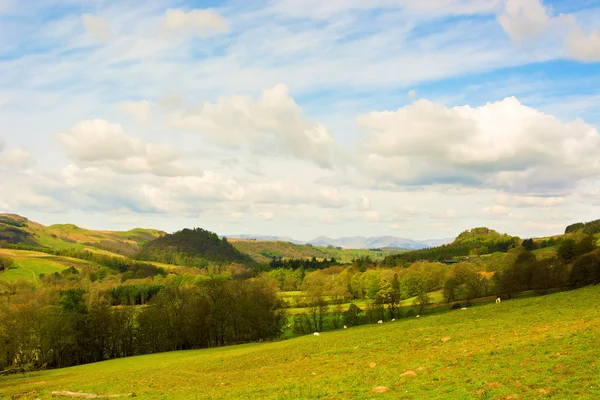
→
(224, 232, 454, 250)
(307, 236, 452, 249)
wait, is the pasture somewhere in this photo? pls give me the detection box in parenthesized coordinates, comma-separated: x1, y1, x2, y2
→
(2, 285, 599, 399)
(0, 249, 93, 284)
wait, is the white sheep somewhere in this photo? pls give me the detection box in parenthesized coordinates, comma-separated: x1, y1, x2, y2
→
(377, 320, 383, 324)
(416, 315, 420, 318)
(496, 297, 501, 304)
(461, 307, 467, 310)
(343, 325, 347, 329)
(314, 332, 320, 336)
(391, 318, 396, 322)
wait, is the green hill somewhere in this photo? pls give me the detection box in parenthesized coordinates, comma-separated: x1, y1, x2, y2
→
(229, 239, 396, 264)
(565, 217, 600, 235)
(384, 227, 520, 264)
(138, 228, 255, 267)
(0, 213, 164, 256)
(2, 285, 599, 399)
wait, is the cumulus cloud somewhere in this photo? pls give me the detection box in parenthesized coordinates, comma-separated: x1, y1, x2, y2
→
(56, 120, 193, 176)
(564, 26, 600, 62)
(166, 84, 336, 168)
(498, 0, 600, 62)
(117, 100, 153, 126)
(356, 97, 600, 192)
(82, 14, 112, 42)
(0, 140, 31, 167)
(161, 8, 229, 38)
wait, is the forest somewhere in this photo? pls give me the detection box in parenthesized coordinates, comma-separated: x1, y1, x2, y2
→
(0, 278, 285, 373)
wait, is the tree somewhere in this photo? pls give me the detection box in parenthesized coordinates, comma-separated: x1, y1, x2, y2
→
(343, 303, 363, 327)
(558, 239, 577, 263)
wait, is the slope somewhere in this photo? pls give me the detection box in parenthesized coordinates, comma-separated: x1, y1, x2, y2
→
(229, 239, 398, 263)
(2, 285, 599, 399)
(0, 213, 165, 256)
(139, 228, 255, 267)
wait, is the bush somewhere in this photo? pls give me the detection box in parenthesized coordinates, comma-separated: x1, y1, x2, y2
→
(450, 303, 463, 310)
(0, 255, 15, 271)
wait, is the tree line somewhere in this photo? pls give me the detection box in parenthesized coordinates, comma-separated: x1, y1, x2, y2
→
(0, 278, 285, 374)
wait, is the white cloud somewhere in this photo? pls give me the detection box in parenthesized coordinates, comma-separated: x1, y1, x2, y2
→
(117, 100, 154, 126)
(356, 96, 600, 192)
(356, 195, 371, 210)
(166, 84, 336, 168)
(270, 0, 502, 19)
(564, 26, 600, 62)
(258, 211, 275, 220)
(0, 140, 31, 167)
(161, 8, 229, 38)
(498, 0, 600, 62)
(497, 194, 565, 208)
(82, 14, 112, 42)
(56, 119, 193, 176)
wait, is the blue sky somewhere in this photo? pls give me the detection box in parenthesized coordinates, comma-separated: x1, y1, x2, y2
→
(1, 0, 600, 241)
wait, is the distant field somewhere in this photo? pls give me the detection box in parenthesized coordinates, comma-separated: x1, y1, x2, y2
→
(2, 285, 599, 399)
(282, 290, 445, 315)
(0, 249, 96, 284)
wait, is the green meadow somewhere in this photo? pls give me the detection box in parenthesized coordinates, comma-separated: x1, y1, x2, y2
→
(2, 285, 599, 399)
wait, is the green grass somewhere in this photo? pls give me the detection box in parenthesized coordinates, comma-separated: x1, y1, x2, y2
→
(0, 249, 96, 284)
(3, 286, 599, 399)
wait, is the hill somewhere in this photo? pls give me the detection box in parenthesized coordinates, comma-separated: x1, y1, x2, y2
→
(138, 228, 255, 267)
(384, 227, 520, 264)
(229, 239, 406, 264)
(0, 213, 164, 256)
(565, 217, 600, 235)
(2, 285, 599, 399)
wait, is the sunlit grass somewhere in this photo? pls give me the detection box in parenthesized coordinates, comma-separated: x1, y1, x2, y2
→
(3, 285, 599, 399)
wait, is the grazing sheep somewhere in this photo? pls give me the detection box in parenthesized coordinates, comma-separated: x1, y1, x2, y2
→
(391, 318, 396, 322)
(343, 325, 347, 329)
(314, 332, 320, 336)
(496, 297, 501, 304)
(461, 307, 467, 310)
(416, 315, 420, 318)
(377, 320, 383, 324)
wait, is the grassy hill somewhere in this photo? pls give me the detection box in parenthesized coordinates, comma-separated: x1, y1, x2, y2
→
(0, 213, 164, 256)
(0, 249, 97, 285)
(2, 285, 599, 399)
(229, 239, 404, 264)
(384, 227, 520, 264)
(138, 228, 255, 267)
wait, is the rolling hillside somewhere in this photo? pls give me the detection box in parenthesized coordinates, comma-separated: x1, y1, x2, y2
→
(138, 228, 255, 267)
(229, 239, 406, 264)
(1, 285, 599, 399)
(0, 213, 164, 256)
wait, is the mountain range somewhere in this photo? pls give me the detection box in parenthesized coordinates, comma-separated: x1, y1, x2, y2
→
(223, 234, 454, 249)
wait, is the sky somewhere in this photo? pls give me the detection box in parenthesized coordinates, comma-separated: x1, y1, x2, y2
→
(1, 0, 600, 241)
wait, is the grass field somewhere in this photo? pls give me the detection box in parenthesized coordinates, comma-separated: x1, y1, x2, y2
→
(0, 249, 97, 284)
(2, 285, 599, 399)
